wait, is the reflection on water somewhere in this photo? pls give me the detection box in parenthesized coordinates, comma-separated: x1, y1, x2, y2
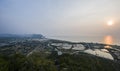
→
(49, 35, 119, 45)
(104, 35, 113, 45)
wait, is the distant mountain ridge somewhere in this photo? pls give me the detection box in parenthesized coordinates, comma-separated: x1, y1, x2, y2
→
(0, 34, 45, 38)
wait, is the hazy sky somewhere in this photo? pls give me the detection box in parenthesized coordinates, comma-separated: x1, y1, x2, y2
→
(0, 0, 120, 37)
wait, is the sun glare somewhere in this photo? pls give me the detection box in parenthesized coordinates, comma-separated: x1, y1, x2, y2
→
(107, 20, 113, 26)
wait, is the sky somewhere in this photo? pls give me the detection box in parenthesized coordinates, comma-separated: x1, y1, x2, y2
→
(0, 0, 120, 37)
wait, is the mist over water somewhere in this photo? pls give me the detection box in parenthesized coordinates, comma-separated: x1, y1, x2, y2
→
(48, 35, 120, 45)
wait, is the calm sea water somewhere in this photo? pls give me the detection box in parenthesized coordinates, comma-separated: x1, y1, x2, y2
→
(48, 35, 120, 45)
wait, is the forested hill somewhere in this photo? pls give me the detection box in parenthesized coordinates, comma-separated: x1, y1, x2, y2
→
(0, 52, 120, 71)
(0, 34, 45, 38)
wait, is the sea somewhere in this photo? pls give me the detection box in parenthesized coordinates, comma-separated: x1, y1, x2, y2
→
(48, 35, 120, 45)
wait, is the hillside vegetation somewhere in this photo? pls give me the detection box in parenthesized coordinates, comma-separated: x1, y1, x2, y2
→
(0, 52, 120, 71)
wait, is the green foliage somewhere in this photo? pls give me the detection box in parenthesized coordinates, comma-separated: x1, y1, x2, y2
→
(0, 52, 120, 71)
(56, 53, 120, 71)
(27, 52, 57, 71)
(0, 53, 57, 71)
(0, 55, 9, 71)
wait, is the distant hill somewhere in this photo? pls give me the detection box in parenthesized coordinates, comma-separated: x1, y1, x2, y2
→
(0, 34, 45, 38)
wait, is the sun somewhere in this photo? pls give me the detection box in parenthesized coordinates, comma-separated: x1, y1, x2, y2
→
(107, 20, 113, 26)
